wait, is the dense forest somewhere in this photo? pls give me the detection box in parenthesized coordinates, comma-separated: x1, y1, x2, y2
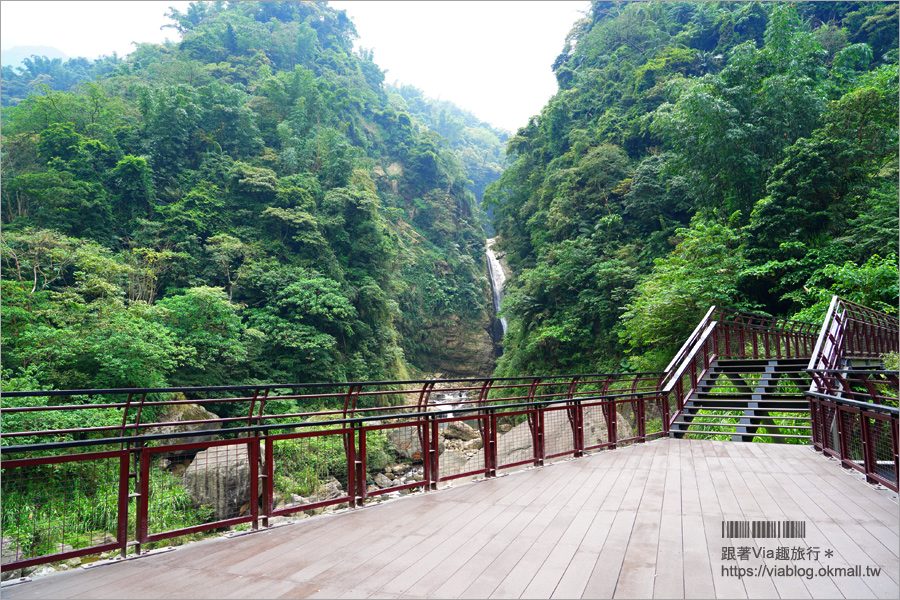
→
(0, 0, 509, 393)
(1, 1, 898, 395)
(486, 1, 899, 376)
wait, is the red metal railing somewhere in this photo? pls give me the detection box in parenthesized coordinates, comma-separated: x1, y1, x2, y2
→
(660, 306, 819, 428)
(1, 372, 664, 574)
(806, 296, 899, 491)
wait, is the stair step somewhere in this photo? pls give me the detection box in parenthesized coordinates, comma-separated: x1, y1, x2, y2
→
(694, 392, 808, 398)
(684, 398, 809, 412)
(670, 430, 811, 439)
(672, 421, 811, 430)
(678, 413, 810, 421)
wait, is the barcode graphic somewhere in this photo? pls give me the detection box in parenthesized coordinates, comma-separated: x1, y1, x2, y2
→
(721, 520, 806, 538)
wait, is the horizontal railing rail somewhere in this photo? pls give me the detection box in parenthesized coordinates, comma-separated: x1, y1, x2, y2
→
(0, 373, 665, 575)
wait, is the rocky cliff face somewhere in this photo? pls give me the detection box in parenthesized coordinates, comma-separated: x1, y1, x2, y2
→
(416, 312, 497, 378)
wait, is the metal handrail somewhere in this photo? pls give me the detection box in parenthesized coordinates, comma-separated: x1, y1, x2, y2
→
(662, 322, 718, 395)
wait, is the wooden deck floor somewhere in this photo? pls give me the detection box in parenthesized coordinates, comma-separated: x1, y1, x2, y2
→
(3, 439, 898, 599)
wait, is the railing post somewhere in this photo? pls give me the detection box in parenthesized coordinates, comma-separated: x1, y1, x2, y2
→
(116, 452, 130, 557)
(138, 447, 151, 546)
(567, 377, 584, 457)
(661, 391, 671, 435)
(860, 411, 876, 486)
(837, 408, 851, 469)
(486, 408, 498, 478)
(535, 406, 545, 467)
(605, 399, 617, 450)
(429, 414, 439, 491)
(248, 440, 259, 529)
(264, 437, 275, 522)
(356, 422, 368, 502)
(892, 415, 899, 489)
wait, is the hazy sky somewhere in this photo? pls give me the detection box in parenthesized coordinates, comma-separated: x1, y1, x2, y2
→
(1, 1, 589, 132)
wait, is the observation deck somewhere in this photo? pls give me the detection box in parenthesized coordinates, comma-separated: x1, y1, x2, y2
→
(2, 297, 897, 598)
(3, 438, 897, 600)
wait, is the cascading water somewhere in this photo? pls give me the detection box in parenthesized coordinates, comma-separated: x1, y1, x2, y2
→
(485, 238, 508, 336)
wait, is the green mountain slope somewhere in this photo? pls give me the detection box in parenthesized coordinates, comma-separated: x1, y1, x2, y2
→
(486, 1, 898, 375)
(1, 1, 498, 394)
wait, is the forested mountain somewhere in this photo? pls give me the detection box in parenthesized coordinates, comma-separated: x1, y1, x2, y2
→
(385, 84, 509, 234)
(486, 1, 899, 375)
(1, 0, 498, 393)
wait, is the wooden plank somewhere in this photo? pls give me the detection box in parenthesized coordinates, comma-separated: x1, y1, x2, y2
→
(653, 469, 684, 599)
(550, 549, 602, 599)
(433, 503, 545, 598)
(680, 513, 716, 599)
(3, 561, 158, 600)
(321, 501, 501, 592)
(518, 509, 598, 598)
(300, 500, 476, 589)
(763, 471, 894, 599)
(616, 461, 666, 599)
(455, 506, 543, 599)
(382, 503, 518, 597)
(578, 508, 638, 598)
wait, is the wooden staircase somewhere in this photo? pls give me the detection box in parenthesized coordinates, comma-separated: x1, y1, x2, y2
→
(669, 358, 811, 443)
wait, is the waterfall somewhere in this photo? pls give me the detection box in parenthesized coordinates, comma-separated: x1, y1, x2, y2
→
(485, 238, 508, 336)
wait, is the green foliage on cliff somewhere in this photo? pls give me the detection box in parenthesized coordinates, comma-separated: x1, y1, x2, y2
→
(487, 1, 898, 375)
(1, 1, 495, 394)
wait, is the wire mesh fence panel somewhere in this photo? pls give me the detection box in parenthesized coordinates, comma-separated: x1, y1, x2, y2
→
(269, 429, 352, 515)
(543, 406, 576, 462)
(1, 451, 125, 573)
(493, 409, 537, 471)
(840, 410, 864, 471)
(437, 415, 487, 481)
(614, 400, 639, 444)
(645, 398, 666, 437)
(582, 402, 611, 452)
(144, 440, 256, 543)
(366, 423, 424, 496)
(866, 415, 897, 487)
(821, 404, 838, 454)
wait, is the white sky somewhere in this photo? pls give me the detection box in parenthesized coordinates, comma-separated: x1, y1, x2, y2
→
(1, 0, 589, 132)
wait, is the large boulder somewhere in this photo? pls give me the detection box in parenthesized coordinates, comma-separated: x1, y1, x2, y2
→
(438, 450, 469, 478)
(443, 421, 479, 441)
(144, 398, 222, 459)
(181, 445, 251, 521)
(386, 427, 443, 461)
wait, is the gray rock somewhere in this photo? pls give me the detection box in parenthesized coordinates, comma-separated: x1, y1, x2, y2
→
(318, 477, 345, 500)
(1, 536, 23, 566)
(463, 438, 483, 452)
(182, 445, 251, 521)
(29, 565, 57, 578)
(386, 428, 424, 461)
(444, 421, 479, 441)
(374, 473, 394, 488)
(438, 450, 469, 478)
(144, 399, 222, 449)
